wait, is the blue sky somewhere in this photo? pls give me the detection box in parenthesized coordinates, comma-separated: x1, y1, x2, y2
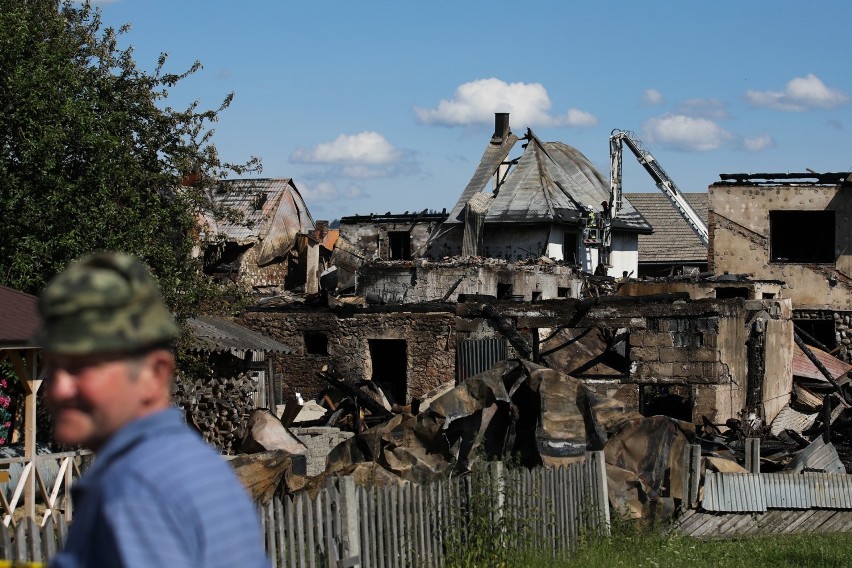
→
(95, 0, 852, 221)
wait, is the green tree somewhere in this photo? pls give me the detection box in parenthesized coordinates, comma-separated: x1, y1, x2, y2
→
(0, 0, 259, 316)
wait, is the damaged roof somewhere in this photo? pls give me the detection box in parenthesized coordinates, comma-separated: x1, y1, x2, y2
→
(187, 315, 291, 354)
(629, 193, 708, 264)
(200, 178, 315, 265)
(445, 130, 651, 233)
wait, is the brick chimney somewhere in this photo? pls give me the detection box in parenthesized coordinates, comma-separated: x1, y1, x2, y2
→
(492, 112, 510, 143)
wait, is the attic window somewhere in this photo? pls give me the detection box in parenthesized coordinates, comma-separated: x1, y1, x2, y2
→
(252, 193, 268, 211)
(770, 210, 834, 263)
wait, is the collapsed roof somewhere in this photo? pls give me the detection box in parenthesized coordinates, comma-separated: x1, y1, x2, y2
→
(443, 125, 651, 233)
(200, 178, 315, 266)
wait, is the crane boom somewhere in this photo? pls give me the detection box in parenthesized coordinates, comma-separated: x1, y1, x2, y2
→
(609, 129, 709, 246)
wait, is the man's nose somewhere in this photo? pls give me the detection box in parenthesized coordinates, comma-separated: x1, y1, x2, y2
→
(45, 369, 76, 402)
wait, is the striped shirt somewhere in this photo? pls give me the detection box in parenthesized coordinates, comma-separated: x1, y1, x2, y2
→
(49, 408, 270, 568)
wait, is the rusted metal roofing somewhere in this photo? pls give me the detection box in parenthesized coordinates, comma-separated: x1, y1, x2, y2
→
(628, 193, 708, 263)
(187, 316, 291, 355)
(793, 343, 852, 382)
(0, 286, 41, 346)
(200, 178, 315, 265)
(445, 131, 651, 233)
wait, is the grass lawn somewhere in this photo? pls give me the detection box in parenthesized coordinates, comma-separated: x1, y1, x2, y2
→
(513, 532, 852, 568)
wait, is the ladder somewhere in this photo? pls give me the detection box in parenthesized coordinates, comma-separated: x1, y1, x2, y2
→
(610, 129, 709, 246)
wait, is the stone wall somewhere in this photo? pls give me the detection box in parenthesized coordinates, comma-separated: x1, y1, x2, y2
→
(239, 307, 457, 404)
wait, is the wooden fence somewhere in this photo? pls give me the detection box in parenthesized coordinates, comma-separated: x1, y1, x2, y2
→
(0, 451, 609, 566)
(259, 452, 611, 568)
(0, 450, 92, 529)
(0, 515, 65, 566)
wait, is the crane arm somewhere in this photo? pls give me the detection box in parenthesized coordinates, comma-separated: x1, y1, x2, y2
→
(609, 129, 709, 246)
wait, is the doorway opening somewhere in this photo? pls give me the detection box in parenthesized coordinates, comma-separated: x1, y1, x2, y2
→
(368, 339, 407, 404)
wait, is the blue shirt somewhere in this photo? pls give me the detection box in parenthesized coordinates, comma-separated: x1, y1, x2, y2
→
(50, 408, 270, 568)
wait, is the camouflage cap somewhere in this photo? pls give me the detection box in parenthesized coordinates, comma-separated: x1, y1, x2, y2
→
(34, 252, 180, 355)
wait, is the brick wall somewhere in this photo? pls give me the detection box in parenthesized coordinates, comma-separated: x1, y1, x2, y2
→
(291, 427, 354, 476)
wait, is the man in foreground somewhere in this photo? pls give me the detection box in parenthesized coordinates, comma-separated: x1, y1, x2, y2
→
(36, 252, 269, 568)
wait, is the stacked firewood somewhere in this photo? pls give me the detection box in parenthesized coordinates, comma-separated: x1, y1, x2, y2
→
(172, 372, 258, 454)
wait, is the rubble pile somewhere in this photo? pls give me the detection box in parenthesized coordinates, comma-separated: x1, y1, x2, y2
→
(279, 348, 852, 521)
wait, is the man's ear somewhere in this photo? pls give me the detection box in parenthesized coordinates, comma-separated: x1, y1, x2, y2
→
(140, 350, 175, 404)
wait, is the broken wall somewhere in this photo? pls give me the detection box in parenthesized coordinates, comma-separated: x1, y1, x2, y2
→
(238, 307, 457, 404)
(338, 217, 443, 260)
(455, 296, 790, 426)
(709, 183, 852, 311)
(617, 280, 784, 301)
(357, 260, 583, 304)
(233, 244, 288, 292)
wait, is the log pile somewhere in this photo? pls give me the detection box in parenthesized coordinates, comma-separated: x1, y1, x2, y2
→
(173, 371, 258, 454)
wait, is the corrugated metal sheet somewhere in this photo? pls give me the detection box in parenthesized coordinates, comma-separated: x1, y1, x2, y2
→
(793, 342, 852, 381)
(786, 437, 847, 474)
(456, 338, 507, 382)
(187, 316, 291, 354)
(769, 404, 818, 437)
(702, 471, 852, 512)
(702, 472, 766, 512)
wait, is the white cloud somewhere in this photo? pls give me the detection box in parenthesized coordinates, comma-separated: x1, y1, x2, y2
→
(291, 132, 400, 165)
(298, 181, 367, 203)
(644, 114, 732, 151)
(414, 78, 597, 128)
(675, 98, 731, 120)
(565, 108, 598, 127)
(643, 89, 664, 106)
(745, 74, 849, 111)
(742, 134, 775, 152)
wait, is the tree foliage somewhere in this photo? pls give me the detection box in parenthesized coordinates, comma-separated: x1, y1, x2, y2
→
(0, 0, 259, 317)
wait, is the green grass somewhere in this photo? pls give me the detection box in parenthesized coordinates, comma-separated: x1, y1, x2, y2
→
(511, 531, 852, 568)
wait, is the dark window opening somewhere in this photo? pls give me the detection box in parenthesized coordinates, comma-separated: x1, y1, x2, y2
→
(762, 292, 776, 299)
(640, 385, 692, 422)
(770, 210, 835, 263)
(794, 318, 837, 351)
(557, 286, 570, 298)
(252, 192, 268, 210)
(368, 339, 407, 404)
(497, 283, 512, 300)
(531, 291, 542, 302)
(563, 232, 578, 264)
(388, 231, 411, 260)
(304, 331, 329, 355)
(716, 287, 750, 299)
(202, 242, 251, 279)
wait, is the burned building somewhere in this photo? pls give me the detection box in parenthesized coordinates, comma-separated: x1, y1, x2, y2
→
(356, 258, 584, 304)
(426, 114, 652, 277)
(709, 172, 852, 361)
(239, 303, 457, 407)
(198, 178, 315, 293)
(338, 211, 448, 261)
